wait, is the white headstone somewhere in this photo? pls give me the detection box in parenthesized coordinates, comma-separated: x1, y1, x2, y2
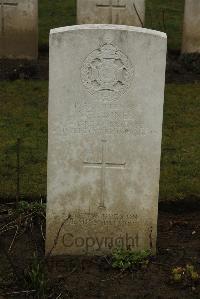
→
(46, 25, 167, 256)
(182, 0, 200, 53)
(0, 0, 38, 59)
(77, 0, 145, 27)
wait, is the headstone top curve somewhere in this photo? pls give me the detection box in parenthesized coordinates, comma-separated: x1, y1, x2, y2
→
(50, 24, 167, 39)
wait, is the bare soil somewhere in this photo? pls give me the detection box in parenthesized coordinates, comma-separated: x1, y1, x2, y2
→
(0, 202, 200, 299)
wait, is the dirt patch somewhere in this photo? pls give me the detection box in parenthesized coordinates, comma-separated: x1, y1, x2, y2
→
(0, 203, 200, 299)
(0, 54, 49, 81)
(166, 51, 200, 83)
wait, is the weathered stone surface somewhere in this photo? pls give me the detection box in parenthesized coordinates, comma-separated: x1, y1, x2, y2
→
(77, 0, 145, 27)
(0, 0, 38, 59)
(182, 0, 200, 53)
(46, 25, 167, 256)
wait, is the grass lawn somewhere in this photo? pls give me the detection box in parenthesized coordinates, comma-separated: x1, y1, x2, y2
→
(0, 81, 48, 200)
(39, 0, 185, 50)
(0, 81, 199, 201)
(161, 84, 200, 201)
(146, 0, 185, 50)
(39, 0, 76, 49)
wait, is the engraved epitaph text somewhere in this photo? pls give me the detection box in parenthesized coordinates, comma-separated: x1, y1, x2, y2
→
(96, 0, 126, 9)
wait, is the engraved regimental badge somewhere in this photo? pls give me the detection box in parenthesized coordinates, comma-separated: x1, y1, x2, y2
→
(81, 34, 134, 102)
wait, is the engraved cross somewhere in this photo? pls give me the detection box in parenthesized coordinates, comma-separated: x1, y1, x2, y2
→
(83, 140, 126, 209)
(1, 0, 18, 34)
(96, 0, 126, 23)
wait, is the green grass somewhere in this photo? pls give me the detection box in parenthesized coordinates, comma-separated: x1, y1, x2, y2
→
(39, 0, 184, 50)
(39, 0, 76, 49)
(161, 84, 200, 201)
(0, 81, 199, 201)
(146, 0, 185, 50)
(0, 81, 48, 199)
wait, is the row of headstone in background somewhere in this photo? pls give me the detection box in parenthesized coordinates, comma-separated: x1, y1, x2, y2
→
(0, 0, 38, 60)
(80, 0, 200, 54)
(0, 0, 200, 60)
(0, 0, 145, 60)
(46, 25, 167, 255)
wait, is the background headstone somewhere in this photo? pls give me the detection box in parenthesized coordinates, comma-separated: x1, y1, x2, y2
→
(0, 0, 38, 59)
(182, 0, 200, 53)
(46, 24, 167, 256)
(77, 0, 145, 27)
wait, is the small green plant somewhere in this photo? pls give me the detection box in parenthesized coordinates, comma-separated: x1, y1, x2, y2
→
(171, 264, 199, 284)
(24, 255, 48, 298)
(172, 266, 184, 282)
(16, 200, 46, 217)
(186, 264, 199, 281)
(112, 248, 151, 270)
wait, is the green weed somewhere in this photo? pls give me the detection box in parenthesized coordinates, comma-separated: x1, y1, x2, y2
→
(171, 264, 199, 284)
(112, 248, 151, 270)
(16, 200, 46, 217)
(24, 255, 48, 298)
